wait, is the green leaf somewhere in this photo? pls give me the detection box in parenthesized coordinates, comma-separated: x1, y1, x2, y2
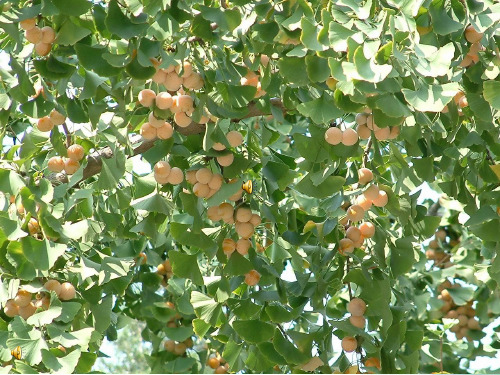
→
(295, 174, 345, 199)
(206, 178, 243, 207)
(0, 216, 27, 241)
(328, 22, 356, 52)
(55, 19, 91, 45)
(89, 296, 113, 333)
(278, 57, 309, 86)
(131, 193, 171, 215)
(390, 237, 416, 278)
(52, 0, 92, 16)
(471, 219, 500, 242)
(192, 318, 211, 337)
(301, 17, 326, 51)
(215, 83, 256, 107)
(305, 55, 330, 83)
(265, 305, 294, 323)
(402, 83, 459, 112)
(272, 329, 309, 365)
(190, 291, 222, 326)
(413, 43, 455, 78)
(42, 349, 81, 373)
(105, 0, 148, 39)
(483, 80, 500, 110)
(224, 252, 253, 276)
(232, 320, 275, 344)
(7, 333, 48, 366)
(296, 93, 344, 124)
(169, 251, 204, 285)
(446, 287, 474, 306)
(28, 295, 62, 327)
(97, 151, 126, 190)
(343, 46, 393, 83)
(75, 44, 122, 76)
(170, 222, 217, 253)
(429, 0, 463, 35)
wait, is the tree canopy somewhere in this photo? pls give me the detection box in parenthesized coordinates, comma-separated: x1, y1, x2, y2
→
(0, 0, 500, 373)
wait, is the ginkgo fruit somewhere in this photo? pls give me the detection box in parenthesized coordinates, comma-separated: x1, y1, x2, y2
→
(465, 25, 483, 43)
(363, 185, 380, 201)
(355, 113, 367, 125)
(346, 226, 362, 242)
(359, 222, 375, 238)
(342, 128, 359, 146)
(347, 298, 367, 316)
(208, 357, 220, 369)
(174, 112, 192, 127)
(173, 342, 187, 356)
(25, 26, 42, 43)
(208, 174, 223, 190)
(175, 61, 193, 77)
(140, 122, 157, 140)
(157, 122, 174, 139)
(193, 182, 210, 198)
(177, 95, 194, 112)
(148, 113, 165, 129)
(236, 207, 252, 223)
(213, 142, 226, 151)
(183, 72, 204, 90)
(37, 116, 54, 132)
(156, 92, 173, 109)
(49, 109, 66, 125)
(222, 238, 236, 256)
(4, 299, 19, 317)
(59, 283, 76, 300)
(14, 290, 32, 308)
(349, 315, 366, 329)
(325, 127, 342, 145)
(18, 302, 36, 320)
(167, 167, 184, 185)
(67, 144, 85, 161)
(226, 131, 243, 147)
(244, 270, 261, 286)
(28, 218, 39, 235)
(346, 205, 365, 222)
(357, 124, 371, 140)
(186, 170, 197, 184)
(41, 26, 56, 43)
(138, 89, 156, 107)
(64, 159, 80, 175)
(356, 195, 372, 211)
(207, 206, 221, 221)
(153, 69, 167, 84)
(35, 42, 51, 56)
(164, 72, 183, 91)
(341, 336, 357, 352)
(374, 127, 390, 141)
(20, 18, 36, 30)
(365, 357, 381, 370)
(196, 168, 212, 184)
(218, 203, 234, 221)
(372, 190, 388, 207)
(154, 161, 171, 178)
(44, 279, 62, 296)
(249, 214, 262, 227)
(236, 222, 254, 239)
(358, 168, 373, 185)
(164, 340, 175, 352)
(48, 156, 65, 172)
(236, 238, 251, 255)
(339, 238, 354, 254)
(217, 153, 234, 167)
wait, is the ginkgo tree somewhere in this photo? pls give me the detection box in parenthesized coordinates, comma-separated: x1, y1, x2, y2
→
(0, 0, 500, 373)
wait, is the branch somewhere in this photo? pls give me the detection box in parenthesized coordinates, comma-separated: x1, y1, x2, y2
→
(427, 201, 441, 216)
(61, 123, 72, 148)
(47, 99, 286, 185)
(485, 146, 495, 165)
(362, 137, 372, 168)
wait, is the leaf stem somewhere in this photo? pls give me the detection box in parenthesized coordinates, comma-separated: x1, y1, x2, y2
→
(362, 137, 372, 168)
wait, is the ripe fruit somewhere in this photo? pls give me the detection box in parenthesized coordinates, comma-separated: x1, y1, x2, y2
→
(342, 128, 359, 146)
(183, 72, 204, 90)
(339, 238, 354, 255)
(236, 222, 254, 238)
(64, 159, 80, 175)
(49, 110, 66, 125)
(347, 298, 366, 316)
(138, 89, 156, 107)
(25, 26, 42, 43)
(357, 124, 371, 140)
(174, 112, 192, 128)
(196, 168, 212, 184)
(48, 156, 65, 172)
(157, 122, 174, 139)
(349, 315, 366, 329)
(20, 18, 36, 31)
(341, 336, 357, 352)
(222, 238, 236, 256)
(374, 127, 390, 141)
(365, 357, 381, 370)
(44, 279, 62, 296)
(175, 61, 193, 77)
(208, 174, 223, 190)
(18, 302, 36, 320)
(59, 282, 76, 300)
(155, 161, 171, 178)
(28, 218, 39, 235)
(236, 238, 251, 255)
(153, 69, 167, 84)
(358, 168, 373, 185)
(363, 184, 380, 201)
(356, 195, 372, 211)
(346, 205, 365, 222)
(372, 190, 388, 207)
(207, 206, 221, 221)
(193, 182, 210, 197)
(325, 127, 342, 145)
(355, 113, 367, 125)
(148, 113, 165, 129)
(177, 95, 194, 112)
(435, 229, 447, 241)
(35, 42, 51, 56)
(140, 123, 157, 140)
(4, 299, 19, 317)
(14, 290, 32, 308)
(173, 342, 187, 356)
(388, 126, 400, 139)
(67, 144, 85, 161)
(213, 142, 226, 151)
(37, 116, 54, 132)
(164, 340, 175, 352)
(215, 366, 227, 374)
(167, 167, 184, 185)
(244, 270, 261, 286)
(164, 72, 183, 91)
(217, 153, 234, 167)
(249, 214, 262, 227)
(41, 26, 56, 43)
(326, 77, 337, 90)
(236, 207, 252, 223)
(226, 131, 243, 147)
(186, 170, 197, 184)
(346, 226, 361, 242)
(208, 357, 220, 369)
(359, 222, 375, 238)
(218, 203, 234, 221)
(465, 25, 483, 43)
(156, 92, 173, 109)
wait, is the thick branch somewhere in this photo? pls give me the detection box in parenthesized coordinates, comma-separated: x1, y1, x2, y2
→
(48, 99, 285, 185)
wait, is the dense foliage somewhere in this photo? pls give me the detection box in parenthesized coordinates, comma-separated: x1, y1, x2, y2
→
(0, 0, 500, 373)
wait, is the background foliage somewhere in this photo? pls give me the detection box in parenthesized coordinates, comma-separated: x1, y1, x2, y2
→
(0, 0, 500, 373)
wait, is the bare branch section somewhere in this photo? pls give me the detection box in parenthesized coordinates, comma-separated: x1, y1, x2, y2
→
(49, 99, 286, 185)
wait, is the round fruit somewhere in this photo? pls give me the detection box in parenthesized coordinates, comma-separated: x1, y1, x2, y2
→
(435, 229, 447, 241)
(346, 205, 365, 222)
(356, 195, 372, 211)
(41, 26, 56, 43)
(18, 302, 36, 320)
(347, 298, 366, 316)
(326, 77, 337, 90)
(196, 168, 212, 184)
(138, 89, 156, 107)
(183, 72, 204, 90)
(34, 296, 50, 310)
(152, 69, 167, 84)
(207, 206, 221, 221)
(236, 238, 251, 255)
(341, 336, 357, 352)
(28, 218, 39, 235)
(14, 290, 32, 308)
(467, 318, 480, 330)
(388, 126, 400, 139)
(226, 131, 243, 147)
(359, 222, 375, 238)
(365, 357, 381, 370)
(44, 279, 62, 296)
(346, 226, 362, 242)
(164, 340, 175, 352)
(177, 95, 194, 112)
(358, 168, 373, 185)
(208, 174, 223, 191)
(37, 116, 54, 132)
(218, 203, 234, 220)
(173, 342, 187, 356)
(156, 92, 173, 109)
(458, 96, 468, 108)
(147, 113, 164, 129)
(249, 214, 261, 227)
(164, 72, 183, 91)
(222, 238, 236, 256)
(167, 167, 184, 185)
(342, 128, 359, 146)
(465, 25, 483, 43)
(325, 127, 342, 145)
(349, 315, 366, 329)
(374, 127, 390, 141)
(175, 61, 193, 77)
(217, 153, 234, 167)
(20, 18, 36, 31)
(236, 207, 252, 223)
(157, 122, 174, 139)
(372, 190, 389, 207)
(355, 113, 367, 125)
(25, 26, 42, 43)
(339, 238, 354, 255)
(208, 357, 220, 369)
(64, 159, 80, 175)
(49, 110, 66, 125)
(357, 124, 371, 140)
(34, 42, 51, 56)
(193, 182, 210, 198)
(363, 184, 380, 201)
(59, 282, 76, 300)
(186, 170, 197, 185)
(4, 299, 19, 317)
(244, 270, 261, 286)
(48, 156, 65, 172)
(236, 222, 254, 239)
(174, 112, 192, 127)
(215, 366, 227, 374)
(140, 123, 157, 140)
(213, 142, 226, 151)
(67, 144, 85, 161)
(366, 115, 380, 131)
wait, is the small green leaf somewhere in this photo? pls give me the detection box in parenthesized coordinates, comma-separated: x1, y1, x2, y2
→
(232, 320, 275, 343)
(169, 251, 204, 285)
(483, 80, 500, 110)
(296, 93, 344, 124)
(402, 83, 459, 112)
(52, 0, 92, 16)
(446, 287, 474, 306)
(105, 0, 148, 39)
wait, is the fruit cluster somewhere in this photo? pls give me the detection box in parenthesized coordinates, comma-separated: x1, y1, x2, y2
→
(438, 280, 481, 340)
(186, 168, 224, 199)
(342, 298, 367, 353)
(157, 259, 173, 287)
(324, 126, 359, 146)
(460, 25, 484, 68)
(152, 61, 204, 92)
(47, 144, 85, 175)
(36, 109, 66, 132)
(211, 130, 244, 167)
(3, 280, 76, 320)
(153, 161, 184, 186)
(240, 70, 266, 99)
(20, 17, 56, 56)
(207, 352, 230, 374)
(425, 228, 454, 268)
(355, 111, 399, 141)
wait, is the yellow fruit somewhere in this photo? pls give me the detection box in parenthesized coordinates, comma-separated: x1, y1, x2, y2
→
(465, 25, 483, 43)
(164, 72, 183, 91)
(208, 174, 223, 190)
(183, 72, 204, 90)
(35, 42, 51, 56)
(339, 238, 354, 255)
(28, 218, 39, 235)
(37, 116, 54, 132)
(59, 282, 76, 300)
(67, 144, 85, 161)
(212, 142, 226, 151)
(154, 161, 171, 178)
(357, 168, 373, 185)
(177, 95, 194, 112)
(174, 112, 192, 128)
(152, 69, 167, 84)
(342, 128, 359, 146)
(207, 206, 221, 221)
(357, 124, 371, 140)
(49, 109, 66, 125)
(14, 290, 32, 308)
(349, 315, 365, 329)
(355, 113, 367, 125)
(64, 159, 80, 175)
(20, 18, 36, 31)
(223, 238, 236, 256)
(236, 207, 252, 223)
(155, 92, 173, 109)
(363, 185, 380, 201)
(186, 170, 198, 184)
(388, 126, 400, 140)
(346, 205, 365, 222)
(249, 214, 261, 227)
(41, 26, 56, 43)
(164, 340, 175, 352)
(138, 89, 156, 107)
(244, 269, 261, 286)
(173, 342, 187, 356)
(374, 127, 390, 141)
(175, 61, 193, 77)
(236, 238, 251, 255)
(147, 113, 164, 129)
(157, 122, 174, 139)
(25, 26, 42, 43)
(208, 357, 220, 369)
(346, 226, 361, 242)
(47, 156, 65, 172)
(236, 222, 254, 239)
(372, 190, 388, 207)
(356, 195, 372, 211)
(347, 298, 366, 316)
(44, 279, 62, 296)
(217, 153, 234, 167)
(4, 299, 19, 317)
(326, 77, 337, 90)
(193, 182, 210, 198)
(341, 336, 357, 352)
(140, 122, 157, 140)
(215, 365, 227, 374)
(218, 203, 234, 220)
(365, 357, 381, 370)
(167, 167, 184, 185)
(325, 127, 342, 145)
(226, 130, 243, 147)
(359, 222, 375, 238)
(195, 168, 212, 184)
(18, 302, 36, 320)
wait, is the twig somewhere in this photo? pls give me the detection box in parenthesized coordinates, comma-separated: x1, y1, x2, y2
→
(485, 146, 495, 165)
(428, 201, 441, 216)
(61, 123, 72, 148)
(346, 258, 353, 300)
(439, 334, 443, 372)
(362, 137, 372, 168)
(221, 0, 228, 8)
